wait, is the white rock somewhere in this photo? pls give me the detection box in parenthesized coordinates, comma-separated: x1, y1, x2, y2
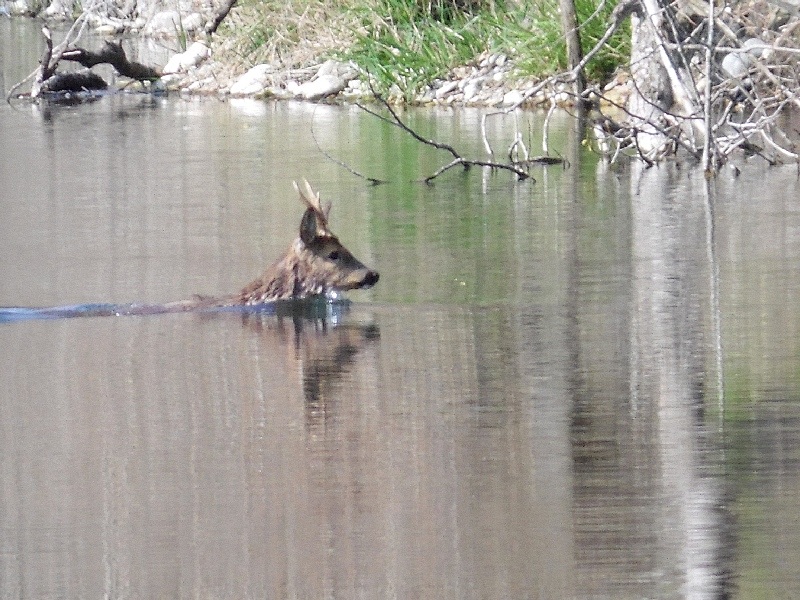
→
(435, 80, 458, 99)
(145, 10, 181, 36)
(721, 52, 749, 79)
(95, 22, 124, 35)
(462, 78, 484, 102)
(229, 64, 274, 96)
(292, 60, 357, 100)
(162, 42, 210, 74)
(316, 59, 356, 80)
(159, 73, 182, 88)
(721, 39, 769, 80)
(743, 37, 770, 58)
(7, 0, 30, 15)
(43, 0, 72, 18)
(554, 91, 570, 104)
(462, 87, 478, 103)
(180, 12, 204, 32)
(502, 90, 524, 106)
(296, 74, 346, 100)
(268, 86, 295, 100)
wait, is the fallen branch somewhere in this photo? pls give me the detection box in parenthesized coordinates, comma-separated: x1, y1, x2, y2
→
(28, 5, 96, 98)
(475, 0, 798, 172)
(9, 0, 239, 102)
(61, 41, 161, 81)
(357, 88, 534, 183)
(310, 107, 387, 185)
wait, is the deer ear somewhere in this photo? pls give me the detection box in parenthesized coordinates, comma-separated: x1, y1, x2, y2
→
(300, 208, 322, 245)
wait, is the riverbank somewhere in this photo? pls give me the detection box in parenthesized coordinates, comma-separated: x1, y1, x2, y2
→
(157, 0, 629, 108)
(3, 0, 630, 109)
(159, 42, 616, 109)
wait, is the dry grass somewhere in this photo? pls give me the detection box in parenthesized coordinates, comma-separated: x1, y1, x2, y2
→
(212, 0, 631, 96)
(214, 0, 364, 74)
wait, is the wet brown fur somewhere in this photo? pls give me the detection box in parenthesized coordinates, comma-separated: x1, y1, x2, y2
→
(225, 180, 378, 305)
(1, 181, 378, 320)
(174, 180, 377, 312)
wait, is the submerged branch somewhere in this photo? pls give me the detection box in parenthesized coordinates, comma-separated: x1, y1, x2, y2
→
(355, 86, 534, 183)
(10, 0, 239, 101)
(310, 108, 387, 185)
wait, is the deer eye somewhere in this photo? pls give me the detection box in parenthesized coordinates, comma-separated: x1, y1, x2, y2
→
(328, 250, 341, 261)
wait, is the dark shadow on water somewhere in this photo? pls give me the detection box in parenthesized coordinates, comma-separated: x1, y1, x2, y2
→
(239, 303, 381, 432)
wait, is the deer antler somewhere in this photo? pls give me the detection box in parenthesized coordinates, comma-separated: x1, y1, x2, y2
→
(293, 180, 332, 221)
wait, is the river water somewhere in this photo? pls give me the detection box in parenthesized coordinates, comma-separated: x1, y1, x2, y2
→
(3, 19, 800, 600)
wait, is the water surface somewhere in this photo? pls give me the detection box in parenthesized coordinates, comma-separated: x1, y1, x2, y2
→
(3, 18, 800, 599)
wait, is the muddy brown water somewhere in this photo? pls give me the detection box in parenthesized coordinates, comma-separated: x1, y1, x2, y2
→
(3, 18, 800, 599)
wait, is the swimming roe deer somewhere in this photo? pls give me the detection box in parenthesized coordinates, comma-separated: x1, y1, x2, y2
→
(0, 180, 379, 321)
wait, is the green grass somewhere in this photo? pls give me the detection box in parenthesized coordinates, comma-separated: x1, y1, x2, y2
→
(216, 0, 630, 98)
(509, 0, 630, 83)
(334, 1, 501, 99)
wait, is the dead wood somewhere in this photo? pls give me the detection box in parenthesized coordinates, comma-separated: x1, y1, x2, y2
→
(477, 0, 799, 173)
(205, 0, 239, 35)
(10, 0, 240, 101)
(41, 71, 108, 93)
(353, 87, 535, 183)
(61, 41, 161, 81)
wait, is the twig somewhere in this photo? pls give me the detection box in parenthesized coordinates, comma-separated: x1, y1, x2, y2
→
(422, 157, 533, 184)
(310, 107, 387, 185)
(701, 0, 716, 172)
(358, 90, 462, 161)
(357, 85, 534, 182)
(424, 159, 467, 183)
(507, 109, 528, 163)
(543, 98, 557, 154)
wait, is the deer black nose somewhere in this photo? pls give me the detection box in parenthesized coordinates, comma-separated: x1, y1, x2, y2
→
(363, 270, 380, 288)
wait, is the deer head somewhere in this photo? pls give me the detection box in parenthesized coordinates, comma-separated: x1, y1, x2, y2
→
(236, 181, 379, 304)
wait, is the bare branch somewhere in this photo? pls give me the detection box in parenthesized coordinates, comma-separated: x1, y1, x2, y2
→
(310, 107, 387, 185)
(205, 0, 239, 35)
(357, 86, 534, 182)
(423, 159, 466, 184)
(61, 42, 161, 81)
(360, 86, 463, 161)
(480, 0, 635, 157)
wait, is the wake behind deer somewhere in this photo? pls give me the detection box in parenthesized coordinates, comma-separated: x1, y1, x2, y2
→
(0, 181, 379, 322)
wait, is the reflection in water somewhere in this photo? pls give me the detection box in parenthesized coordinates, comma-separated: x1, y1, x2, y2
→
(241, 306, 381, 431)
(3, 19, 800, 597)
(571, 163, 736, 599)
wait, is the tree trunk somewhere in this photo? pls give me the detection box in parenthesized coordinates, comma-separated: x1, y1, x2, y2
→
(559, 0, 586, 102)
(625, 0, 705, 158)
